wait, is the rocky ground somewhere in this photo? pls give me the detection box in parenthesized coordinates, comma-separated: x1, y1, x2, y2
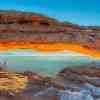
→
(0, 62, 100, 100)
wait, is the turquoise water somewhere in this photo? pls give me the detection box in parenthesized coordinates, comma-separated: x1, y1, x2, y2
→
(0, 49, 99, 76)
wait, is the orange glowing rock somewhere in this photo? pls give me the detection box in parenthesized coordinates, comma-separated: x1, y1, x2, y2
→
(0, 10, 99, 58)
(0, 40, 100, 57)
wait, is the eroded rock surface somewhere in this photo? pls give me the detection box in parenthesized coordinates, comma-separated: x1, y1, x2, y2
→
(56, 62, 100, 100)
(1, 62, 100, 99)
(0, 10, 99, 50)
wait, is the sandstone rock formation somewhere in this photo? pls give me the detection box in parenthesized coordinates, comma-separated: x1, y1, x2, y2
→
(0, 66, 27, 93)
(0, 10, 99, 50)
(0, 10, 100, 58)
(1, 62, 100, 99)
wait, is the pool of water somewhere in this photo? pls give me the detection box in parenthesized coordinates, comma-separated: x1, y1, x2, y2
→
(0, 49, 99, 76)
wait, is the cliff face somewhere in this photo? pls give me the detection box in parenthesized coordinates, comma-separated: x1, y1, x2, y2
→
(0, 10, 100, 55)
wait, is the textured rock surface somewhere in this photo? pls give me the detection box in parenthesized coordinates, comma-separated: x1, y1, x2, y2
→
(0, 66, 27, 93)
(1, 62, 100, 99)
(58, 90, 93, 100)
(57, 62, 100, 100)
(0, 10, 99, 51)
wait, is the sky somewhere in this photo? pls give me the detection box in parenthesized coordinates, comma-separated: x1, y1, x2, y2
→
(0, 0, 100, 26)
